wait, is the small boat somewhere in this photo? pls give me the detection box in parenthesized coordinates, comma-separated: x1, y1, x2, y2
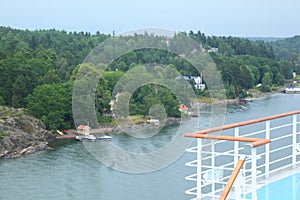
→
(238, 98, 252, 103)
(75, 136, 82, 141)
(147, 119, 160, 126)
(75, 134, 96, 141)
(56, 130, 63, 135)
(97, 135, 112, 140)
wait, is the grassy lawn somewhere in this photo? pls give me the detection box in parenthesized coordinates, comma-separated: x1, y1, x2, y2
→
(116, 115, 149, 125)
(197, 96, 212, 104)
(129, 115, 149, 124)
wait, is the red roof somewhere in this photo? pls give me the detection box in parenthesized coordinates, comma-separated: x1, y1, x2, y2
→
(77, 125, 91, 130)
(178, 104, 188, 111)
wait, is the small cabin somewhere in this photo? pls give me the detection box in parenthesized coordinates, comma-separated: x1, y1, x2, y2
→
(178, 104, 188, 113)
(76, 125, 91, 135)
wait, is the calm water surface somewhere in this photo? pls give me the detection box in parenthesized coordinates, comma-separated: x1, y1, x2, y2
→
(0, 94, 299, 200)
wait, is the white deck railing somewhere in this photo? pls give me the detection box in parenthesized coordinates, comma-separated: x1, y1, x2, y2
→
(185, 110, 300, 200)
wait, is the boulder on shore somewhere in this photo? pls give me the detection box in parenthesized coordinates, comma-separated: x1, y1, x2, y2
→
(0, 106, 55, 158)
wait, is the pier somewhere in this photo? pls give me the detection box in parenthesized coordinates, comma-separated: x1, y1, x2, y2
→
(56, 128, 113, 139)
(284, 87, 300, 93)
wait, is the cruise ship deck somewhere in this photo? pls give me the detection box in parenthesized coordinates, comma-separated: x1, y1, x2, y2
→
(184, 110, 300, 199)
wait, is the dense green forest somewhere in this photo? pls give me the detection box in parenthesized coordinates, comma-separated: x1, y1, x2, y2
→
(0, 26, 299, 130)
(270, 36, 300, 77)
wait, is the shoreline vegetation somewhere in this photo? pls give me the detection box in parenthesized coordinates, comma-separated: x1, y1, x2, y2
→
(67, 88, 280, 136)
(0, 89, 284, 159)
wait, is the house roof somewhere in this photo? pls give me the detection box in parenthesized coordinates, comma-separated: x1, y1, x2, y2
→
(179, 104, 188, 111)
(77, 125, 91, 130)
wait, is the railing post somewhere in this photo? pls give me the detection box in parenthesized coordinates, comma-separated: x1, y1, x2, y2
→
(292, 114, 297, 169)
(234, 128, 239, 165)
(242, 163, 246, 200)
(265, 120, 270, 178)
(197, 138, 202, 199)
(234, 127, 239, 199)
(211, 142, 215, 197)
(251, 148, 257, 200)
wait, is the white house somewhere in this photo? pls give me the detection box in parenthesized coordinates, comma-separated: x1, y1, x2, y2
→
(175, 76, 206, 91)
(193, 76, 205, 90)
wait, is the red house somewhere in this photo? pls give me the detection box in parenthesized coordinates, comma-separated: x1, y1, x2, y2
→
(178, 104, 188, 112)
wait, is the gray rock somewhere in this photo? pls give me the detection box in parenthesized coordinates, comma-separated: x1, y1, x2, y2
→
(0, 106, 55, 158)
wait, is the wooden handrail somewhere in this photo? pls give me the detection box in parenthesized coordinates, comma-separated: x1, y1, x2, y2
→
(185, 134, 271, 147)
(184, 110, 300, 147)
(219, 156, 246, 200)
(185, 110, 300, 135)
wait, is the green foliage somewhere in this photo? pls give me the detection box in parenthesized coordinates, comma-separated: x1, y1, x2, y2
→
(261, 72, 272, 92)
(0, 26, 297, 129)
(128, 84, 180, 118)
(114, 92, 131, 118)
(95, 77, 111, 114)
(226, 85, 236, 99)
(97, 114, 115, 125)
(279, 59, 294, 79)
(0, 26, 108, 109)
(26, 83, 73, 130)
(238, 65, 255, 89)
(270, 36, 300, 79)
(238, 89, 248, 99)
(102, 71, 124, 92)
(0, 131, 6, 139)
(38, 70, 62, 85)
(209, 53, 284, 97)
(189, 31, 275, 58)
(111, 64, 184, 119)
(0, 96, 5, 105)
(271, 36, 300, 60)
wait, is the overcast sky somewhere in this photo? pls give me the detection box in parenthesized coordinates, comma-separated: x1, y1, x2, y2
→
(1, 0, 299, 37)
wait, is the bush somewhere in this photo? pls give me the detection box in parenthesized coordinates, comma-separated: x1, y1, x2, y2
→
(97, 115, 115, 125)
(0, 131, 7, 139)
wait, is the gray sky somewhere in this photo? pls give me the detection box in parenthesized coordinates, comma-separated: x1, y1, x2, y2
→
(1, 0, 299, 37)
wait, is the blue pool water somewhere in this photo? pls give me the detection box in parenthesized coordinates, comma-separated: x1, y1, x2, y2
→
(256, 172, 300, 200)
(245, 172, 300, 200)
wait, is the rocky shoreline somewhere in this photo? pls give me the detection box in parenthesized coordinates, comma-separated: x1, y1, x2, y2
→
(0, 106, 55, 159)
(106, 117, 182, 133)
(70, 98, 258, 135)
(0, 92, 278, 159)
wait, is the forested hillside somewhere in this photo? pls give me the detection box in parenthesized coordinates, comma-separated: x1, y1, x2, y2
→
(0, 27, 108, 130)
(270, 36, 300, 77)
(0, 26, 298, 130)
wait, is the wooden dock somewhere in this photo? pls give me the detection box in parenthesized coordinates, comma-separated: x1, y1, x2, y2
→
(284, 87, 300, 93)
(56, 132, 77, 139)
(55, 128, 114, 139)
